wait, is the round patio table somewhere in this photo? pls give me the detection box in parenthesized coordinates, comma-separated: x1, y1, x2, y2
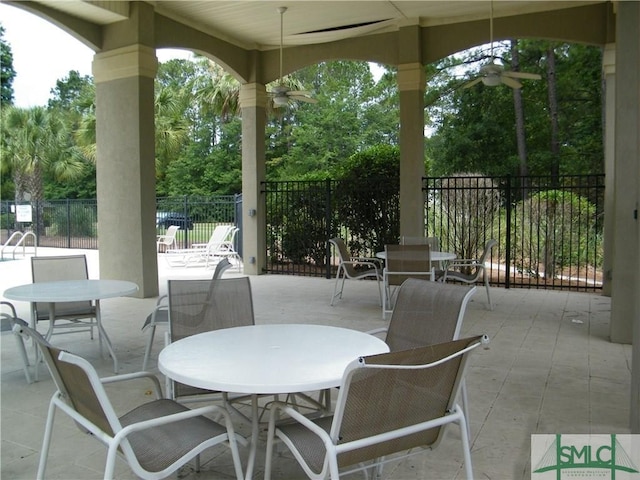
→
(159, 323, 389, 479)
(4, 279, 138, 373)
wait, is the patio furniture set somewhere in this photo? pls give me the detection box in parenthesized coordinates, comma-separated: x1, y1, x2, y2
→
(1, 242, 489, 479)
(330, 236, 497, 317)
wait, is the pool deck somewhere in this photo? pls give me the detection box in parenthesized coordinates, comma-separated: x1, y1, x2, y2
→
(0, 248, 633, 479)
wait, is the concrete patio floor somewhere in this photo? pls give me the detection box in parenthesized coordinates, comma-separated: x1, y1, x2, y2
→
(1, 248, 633, 479)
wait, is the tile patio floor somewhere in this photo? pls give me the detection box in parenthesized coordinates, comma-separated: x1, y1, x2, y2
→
(0, 248, 633, 479)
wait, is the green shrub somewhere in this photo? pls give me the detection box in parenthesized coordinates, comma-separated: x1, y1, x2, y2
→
(513, 190, 598, 278)
(49, 206, 97, 237)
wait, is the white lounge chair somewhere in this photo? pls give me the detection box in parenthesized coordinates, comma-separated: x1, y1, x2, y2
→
(165, 224, 235, 267)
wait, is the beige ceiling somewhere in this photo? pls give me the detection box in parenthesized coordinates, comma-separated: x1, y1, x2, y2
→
(32, 0, 605, 51)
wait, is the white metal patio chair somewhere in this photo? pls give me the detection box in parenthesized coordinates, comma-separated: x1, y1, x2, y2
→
(442, 239, 498, 310)
(1, 301, 35, 383)
(265, 335, 489, 480)
(141, 258, 231, 370)
(156, 225, 180, 252)
(164, 276, 256, 404)
(368, 277, 477, 441)
(329, 238, 382, 307)
(401, 235, 443, 270)
(19, 323, 245, 480)
(30, 255, 98, 340)
(382, 243, 434, 317)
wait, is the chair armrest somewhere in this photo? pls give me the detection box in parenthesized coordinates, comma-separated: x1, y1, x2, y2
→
(446, 259, 481, 269)
(351, 256, 383, 266)
(115, 404, 246, 445)
(344, 259, 381, 270)
(268, 401, 331, 439)
(142, 296, 168, 331)
(100, 371, 163, 398)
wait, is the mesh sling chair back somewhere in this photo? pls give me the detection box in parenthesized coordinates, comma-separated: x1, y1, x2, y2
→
(382, 244, 433, 317)
(18, 323, 244, 480)
(329, 238, 382, 307)
(368, 278, 477, 441)
(442, 239, 498, 310)
(141, 258, 231, 370)
(264, 335, 489, 480)
(374, 278, 477, 351)
(401, 235, 443, 270)
(165, 275, 254, 401)
(30, 255, 98, 340)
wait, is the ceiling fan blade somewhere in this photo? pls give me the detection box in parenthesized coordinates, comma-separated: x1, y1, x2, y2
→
(287, 90, 312, 96)
(501, 76, 522, 89)
(290, 95, 318, 104)
(503, 71, 542, 80)
(462, 77, 483, 89)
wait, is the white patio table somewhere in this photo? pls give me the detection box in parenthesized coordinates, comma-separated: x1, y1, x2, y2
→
(158, 323, 389, 479)
(376, 250, 457, 263)
(3, 279, 138, 373)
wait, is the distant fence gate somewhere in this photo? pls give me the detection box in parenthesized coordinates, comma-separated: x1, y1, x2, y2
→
(1, 174, 604, 291)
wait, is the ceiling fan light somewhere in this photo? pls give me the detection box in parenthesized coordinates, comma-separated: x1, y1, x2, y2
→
(482, 76, 502, 87)
(273, 95, 289, 107)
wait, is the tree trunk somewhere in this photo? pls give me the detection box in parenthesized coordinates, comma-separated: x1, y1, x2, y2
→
(546, 44, 560, 186)
(28, 161, 46, 237)
(511, 40, 530, 200)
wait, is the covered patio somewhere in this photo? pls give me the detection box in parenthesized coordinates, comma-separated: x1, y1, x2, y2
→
(1, 248, 632, 479)
(4, 0, 638, 432)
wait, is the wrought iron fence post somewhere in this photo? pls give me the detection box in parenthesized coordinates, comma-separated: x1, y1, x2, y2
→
(183, 195, 189, 249)
(505, 175, 512, 289)
(325, 178, 332, 279)
(66, 199, 71, 248)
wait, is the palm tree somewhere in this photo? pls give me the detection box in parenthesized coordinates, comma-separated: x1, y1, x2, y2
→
(2, 106, 84, 234)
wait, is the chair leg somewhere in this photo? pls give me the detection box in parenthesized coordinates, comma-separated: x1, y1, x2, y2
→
(14, 333, 33, 384)
(37, 400, 57, 480)
(461, 380, 471, 442)
(330, 267, 345, 306)
(484, 273, 493, 310)
(142, 325, 156, 371)
(458, 408, 474, 480)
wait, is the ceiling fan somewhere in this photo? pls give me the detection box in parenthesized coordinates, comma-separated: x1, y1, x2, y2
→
(269, 7, 318, 108)
(463, 1, 541, 89)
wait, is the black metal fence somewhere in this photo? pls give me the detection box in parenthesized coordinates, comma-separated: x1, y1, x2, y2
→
(2, 174, 604, 291)
(424, 175, 604, 290)
(1, 195, 242, 254)
(263, 174, 604, 291)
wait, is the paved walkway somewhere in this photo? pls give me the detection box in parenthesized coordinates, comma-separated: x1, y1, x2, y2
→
(0, 248, 632, 479)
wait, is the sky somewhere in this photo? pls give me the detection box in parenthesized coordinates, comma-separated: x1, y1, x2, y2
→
(0, 3, 191, 108)
(1, 3, 385, 108)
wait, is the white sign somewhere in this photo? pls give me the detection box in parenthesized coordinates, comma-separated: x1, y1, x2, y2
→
(16, 204, 32, 223)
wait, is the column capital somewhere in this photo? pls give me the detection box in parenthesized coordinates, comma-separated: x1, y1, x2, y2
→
(93, 44, 158, 84)
(239, 83, 269, 109)
(397, 63, 425, 92)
